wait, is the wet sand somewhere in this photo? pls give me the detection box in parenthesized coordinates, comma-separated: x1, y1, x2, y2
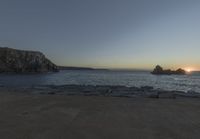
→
(1, 92, 200, 139)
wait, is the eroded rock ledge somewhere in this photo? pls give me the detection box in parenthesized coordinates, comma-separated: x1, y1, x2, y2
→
(0, 47, 58, 73)
(1, 85, 199, 99)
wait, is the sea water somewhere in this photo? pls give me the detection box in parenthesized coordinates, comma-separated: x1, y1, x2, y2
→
(0, 70, 200, 93)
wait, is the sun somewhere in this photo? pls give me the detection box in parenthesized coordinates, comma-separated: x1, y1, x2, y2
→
(185, 68, 192, 72)
(186, 68, 191, 72)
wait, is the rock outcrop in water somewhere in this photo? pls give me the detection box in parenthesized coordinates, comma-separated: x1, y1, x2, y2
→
(151, 65, 186, 75)
(0, 47, 59, 73)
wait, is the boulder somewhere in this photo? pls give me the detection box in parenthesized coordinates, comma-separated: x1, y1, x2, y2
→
(0, 47, 59, 73)
(175, 68, 186, 75)
(151, 65, 163, 74)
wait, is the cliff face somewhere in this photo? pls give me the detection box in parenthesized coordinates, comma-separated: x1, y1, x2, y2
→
(0, 47, 59, 73)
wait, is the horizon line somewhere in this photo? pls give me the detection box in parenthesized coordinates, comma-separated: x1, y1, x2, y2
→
(58, 66, 200, 72)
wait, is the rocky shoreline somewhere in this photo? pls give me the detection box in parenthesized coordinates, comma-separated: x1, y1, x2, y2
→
(1, 85, 200, 99)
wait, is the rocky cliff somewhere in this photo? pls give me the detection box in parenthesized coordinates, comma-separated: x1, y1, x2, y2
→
(0, 47, 59, 73)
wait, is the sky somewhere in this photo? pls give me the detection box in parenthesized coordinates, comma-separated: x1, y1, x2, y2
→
(0, 0, 200, 70)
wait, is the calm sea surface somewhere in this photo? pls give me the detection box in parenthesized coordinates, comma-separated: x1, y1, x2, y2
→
(0, 70, 200, 93)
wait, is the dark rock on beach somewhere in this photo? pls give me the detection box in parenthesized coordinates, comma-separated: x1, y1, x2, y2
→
(151, 65, 186, 75)
(0, 47, 59, 73)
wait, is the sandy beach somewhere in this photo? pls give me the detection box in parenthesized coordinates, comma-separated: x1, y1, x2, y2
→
(1, 90, 200, 139)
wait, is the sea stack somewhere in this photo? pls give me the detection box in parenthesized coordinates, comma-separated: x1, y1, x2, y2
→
(151, 65, 186, 75)
(0, 47, 59, 73)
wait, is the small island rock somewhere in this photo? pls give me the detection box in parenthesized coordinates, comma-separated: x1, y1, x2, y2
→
(151, 65, 186, 75)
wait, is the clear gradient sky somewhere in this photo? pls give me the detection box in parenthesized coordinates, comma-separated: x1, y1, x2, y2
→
(0, 0, 200, 70)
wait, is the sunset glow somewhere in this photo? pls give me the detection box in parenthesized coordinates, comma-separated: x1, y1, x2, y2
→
(184, 68, 195, 73)
(186, 69, 191, 72)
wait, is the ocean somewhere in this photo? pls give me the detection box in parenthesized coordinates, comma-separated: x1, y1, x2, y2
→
(0, 70, 200, 93)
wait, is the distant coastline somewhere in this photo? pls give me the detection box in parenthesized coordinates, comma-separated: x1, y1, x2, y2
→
(58, 66, 109, 71)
